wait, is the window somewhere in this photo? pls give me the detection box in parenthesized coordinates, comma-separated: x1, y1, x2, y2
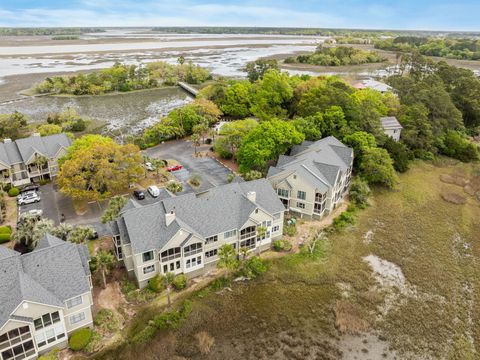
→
(205, 249, 218, 258)
(34, 318, 43, 330)
(161, 247, 181, 262)
(163, 264, 168, 273)
(240, 226, 256, 240)
(169, 262, 174, 271)
(272, 225, 280, 232)
(143, 251, 154, 262)
(296, 202, 305, 209)
(42, 314, 52, 327)
(143, 265, 155, 274)
(205, 235, 218, 245)
(35, 333, 46, 348)
(184, 243, 202, 257)
(70, 312, 86, 325)
(240, 238, 256, 250)
(176, 261, 181, 269)
(66, 295, 83, 309)
(186, 256, 202, 269)
(277, 188, 289, 197)
(51, 312, 60, 323)
(297, 190, 306, 200)
(46, 329, 56, 343)
(224, 229, 237, 239)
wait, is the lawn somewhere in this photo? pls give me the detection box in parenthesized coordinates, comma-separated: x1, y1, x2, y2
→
(90, 160, 480, 360)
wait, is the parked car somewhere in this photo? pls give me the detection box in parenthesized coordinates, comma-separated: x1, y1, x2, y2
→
(20, 184, 40, 194)
(166, 164, 183, 172)
(133, 190, 145, 200)
(144, 162, 155, 171)
(147, 185, 160, 198)
(17, 192, 41, 205)
(26, 209, 43, 217)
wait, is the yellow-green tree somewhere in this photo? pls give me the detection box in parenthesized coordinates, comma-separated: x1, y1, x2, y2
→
(58, 135, 143, 201)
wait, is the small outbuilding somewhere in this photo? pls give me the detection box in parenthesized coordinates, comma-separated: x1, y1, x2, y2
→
(380, 116, 403, 141)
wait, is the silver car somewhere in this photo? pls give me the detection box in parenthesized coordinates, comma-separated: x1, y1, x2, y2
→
(17, 192, 41, 205)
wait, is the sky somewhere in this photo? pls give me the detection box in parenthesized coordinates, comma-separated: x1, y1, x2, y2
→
(0, 0, 479, 31)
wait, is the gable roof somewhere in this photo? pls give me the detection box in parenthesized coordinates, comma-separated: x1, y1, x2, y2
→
(267, 136, 353, 193)
(0, 235, 91, 330)
(114, 179, 285, 254)
(380, 116, 403, 130)
(0, 133, 72, 166)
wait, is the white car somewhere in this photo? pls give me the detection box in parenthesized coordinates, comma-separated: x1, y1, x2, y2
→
(145, 162, 155, 171)
(147, 185, 160, 198)
(17, 192, 41, 205)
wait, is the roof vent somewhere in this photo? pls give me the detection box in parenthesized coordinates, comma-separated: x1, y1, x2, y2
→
(4, 138, 11, 143)
(246, 191, 256, 203)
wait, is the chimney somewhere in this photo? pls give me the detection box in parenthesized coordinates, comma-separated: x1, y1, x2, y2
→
(246, 191, 256, 203)
(4, 139, 11, 143)
(165, 209, 175, 226)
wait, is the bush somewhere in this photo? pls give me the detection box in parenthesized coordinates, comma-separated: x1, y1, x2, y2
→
(243, 170, 263, 181)
(349, 177, 371, 209)
(69, 328, 93, 351)
(0, 226, 12, 234)
(8, 188, 19, 197)
(188, 174, 201, 187)
(283, 223, 297, 237)
(94, 309, 119, 332)
(148, 274, 164, 293)
(0, 233, 11, 244)
(38, 348, 60, 360)
(39, 179, 50, 185)
(227, 173, 235, 183)
(240, 256, 267, 278)
(437, 130, 479, 162)
(332, 206, 357, 231)
(166, 181, 183, 194)
(273, 239, 292, 252)
(173, 274, 187, 290)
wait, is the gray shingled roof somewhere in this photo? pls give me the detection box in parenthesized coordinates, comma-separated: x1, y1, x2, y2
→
(267, 136, 353, 193)
(115, 179, 285, 254)
(380, 116, 403, 130)
(0, 235, 91, 329)
(0, 133, 71, 166)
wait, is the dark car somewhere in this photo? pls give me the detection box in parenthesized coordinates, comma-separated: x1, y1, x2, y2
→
(133, 190, 145, 200)
(20, 184, 40, 194)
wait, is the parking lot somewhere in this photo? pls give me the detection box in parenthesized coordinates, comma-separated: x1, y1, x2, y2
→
(143, 139, 234, 192)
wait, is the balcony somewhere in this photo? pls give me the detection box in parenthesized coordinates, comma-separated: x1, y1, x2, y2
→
(27, 166, 49, 177)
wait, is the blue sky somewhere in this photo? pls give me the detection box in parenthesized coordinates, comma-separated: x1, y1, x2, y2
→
(0, 0, 478, 31)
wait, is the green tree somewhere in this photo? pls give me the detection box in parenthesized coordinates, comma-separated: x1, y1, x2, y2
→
(343, 131, 377, 169)
(220, 81, 252, 118)
(68, 226, 95, 244)
(381, 137, 411, 172)
(245, 59, 279, 82)
(237, 119, 304, 173)
(0, 112, 28, 140)
(163, 272, 175, 307)
(58, 136, 143, 201)
(292, 117, 322, 141)
(101, 196, 128, 223)
(37, 123, 62, 136)
(218, 118, 258, 160)
(250, 70, 293, 121)
(436, 130, 479, 162)
(50, 222, 73, 240)
(359, 148, 398, 188)
(217, 244, 239, 277)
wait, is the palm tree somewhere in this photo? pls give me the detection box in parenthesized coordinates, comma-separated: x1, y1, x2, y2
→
(191, 134, 200, 155)
(217, 244, 239, 278)
(68, 226, 95, 244)
(50, 222, 73, 241)
(31, 154, 49, 180)
(96, 250, 115, 289)
(256, 226, 267, 255)
(151, 158, 167, 180)
(163, 272, 175, 307)
(14, 216, 53, 251)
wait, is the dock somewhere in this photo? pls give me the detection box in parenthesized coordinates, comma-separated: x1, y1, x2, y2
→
(178, 82, 199, 97)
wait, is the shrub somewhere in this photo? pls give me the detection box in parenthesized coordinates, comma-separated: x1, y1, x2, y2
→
(0, 233, 11, 244)
(283, 223, 297, 237)
(69, 328, 93, 351)
(94, 308, 119, 332)
(227, 173, 235, 183)
(240, 256, 267, 278)
(8, 188, 19, 197)
(0, 226, 12, 234)
(243, 170, 263, 181)
(166, 181, 183, 194)
(173, 274, 187, 290)
(38, 348, 60, 360)
(349, 177, 371, 209)
(131, 325, 156, 344)
(437, 130, 479, 162)
(189, 174, 201, 187)
(148, 274, 164, 293)
(39, 179, 50, 185)
(332, 207, 357, 231)
(195, 331, 215, 355)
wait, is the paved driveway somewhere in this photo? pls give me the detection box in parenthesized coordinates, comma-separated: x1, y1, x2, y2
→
(143, 140, 233, 192)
